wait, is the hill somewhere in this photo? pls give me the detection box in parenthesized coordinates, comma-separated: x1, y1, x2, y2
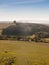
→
(0, 22, 15, 35)
(2, 23, 49, 36)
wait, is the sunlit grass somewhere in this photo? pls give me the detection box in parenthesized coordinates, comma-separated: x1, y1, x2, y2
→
(0, 40, 49, 65)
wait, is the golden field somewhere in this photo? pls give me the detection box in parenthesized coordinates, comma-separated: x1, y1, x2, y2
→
(0, 40, 49, 65)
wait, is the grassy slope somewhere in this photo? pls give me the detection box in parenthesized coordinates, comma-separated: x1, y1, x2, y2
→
(2, 23, 49, 36)
(0, 23, 14, 29)
(0, 40, 49, 65)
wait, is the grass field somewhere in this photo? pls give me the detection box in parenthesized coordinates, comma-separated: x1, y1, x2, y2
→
(0, 40, 49, 65)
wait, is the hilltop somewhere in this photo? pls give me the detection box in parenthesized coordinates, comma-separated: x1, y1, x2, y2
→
(1, 23, 49, 36)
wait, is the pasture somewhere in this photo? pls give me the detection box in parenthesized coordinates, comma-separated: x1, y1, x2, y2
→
(0, 40, 49, 65)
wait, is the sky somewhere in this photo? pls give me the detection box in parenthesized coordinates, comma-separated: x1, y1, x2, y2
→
(0, 0, 49, 23)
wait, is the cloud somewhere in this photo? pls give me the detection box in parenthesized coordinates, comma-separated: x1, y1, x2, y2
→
(10, 0, 45, 5)
(0, 0, 46, 5)
(9, 0, 45, 2)
(0, 0, 46, 9)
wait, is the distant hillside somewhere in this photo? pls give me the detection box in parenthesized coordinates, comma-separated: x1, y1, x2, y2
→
(0, 23, 15, 29)
(0, 22, 15, 35)
(2, 23, 49, 36)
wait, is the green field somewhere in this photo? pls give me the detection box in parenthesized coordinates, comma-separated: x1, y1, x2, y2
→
(0, 40, 49, 65)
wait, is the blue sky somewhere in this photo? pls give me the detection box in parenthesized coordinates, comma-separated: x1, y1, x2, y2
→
(0, 0, 49, 23)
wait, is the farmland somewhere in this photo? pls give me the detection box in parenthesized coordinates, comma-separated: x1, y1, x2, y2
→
(0, 40, 49, 65)
(0, 23, 49, 65)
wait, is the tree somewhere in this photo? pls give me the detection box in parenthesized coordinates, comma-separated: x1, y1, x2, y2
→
(13, 20, 16, 24)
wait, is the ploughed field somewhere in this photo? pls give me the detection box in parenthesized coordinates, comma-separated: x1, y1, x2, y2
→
(0, 40, 49, 65)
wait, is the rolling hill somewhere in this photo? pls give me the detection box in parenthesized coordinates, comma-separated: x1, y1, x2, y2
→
(2, 23, 49, 37)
